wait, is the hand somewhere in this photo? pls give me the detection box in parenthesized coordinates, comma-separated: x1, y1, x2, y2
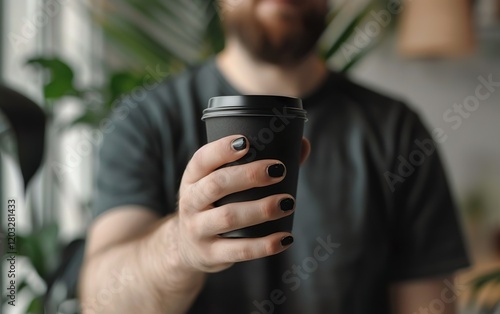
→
(174, 135, 311, 273)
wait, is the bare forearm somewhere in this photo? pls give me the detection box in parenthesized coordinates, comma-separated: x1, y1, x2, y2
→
(79, 215, 206, 314)
(390, 276, 457, 314)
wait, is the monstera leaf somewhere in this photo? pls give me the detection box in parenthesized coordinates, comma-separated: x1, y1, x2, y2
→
(26, 58, 80, 103)
(90, 0, 383, 72)
(16, 223, 60, 281)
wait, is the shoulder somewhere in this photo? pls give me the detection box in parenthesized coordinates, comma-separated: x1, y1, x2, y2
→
(108, 61, 212, 130)
(133, 61, 210, 112)
(317, 71, 431, 167)
(329, 71, 417, 122)
(329, 71, 426, 147)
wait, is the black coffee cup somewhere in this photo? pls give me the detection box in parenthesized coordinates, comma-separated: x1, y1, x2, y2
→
(202, 95, 307, 238)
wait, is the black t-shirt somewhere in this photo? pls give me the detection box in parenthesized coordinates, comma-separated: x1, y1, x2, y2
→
(94, 59, 470, 313)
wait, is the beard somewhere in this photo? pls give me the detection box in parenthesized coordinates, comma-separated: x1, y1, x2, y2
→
(222, 2, 327, 66)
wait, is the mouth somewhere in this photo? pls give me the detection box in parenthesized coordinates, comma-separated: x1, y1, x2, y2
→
(263, 0, 299, 5)
(256, 0, 304, 23)
(259, 0, 301, 13)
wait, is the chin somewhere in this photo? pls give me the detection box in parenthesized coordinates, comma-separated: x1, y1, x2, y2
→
(223, 0, 326, 65)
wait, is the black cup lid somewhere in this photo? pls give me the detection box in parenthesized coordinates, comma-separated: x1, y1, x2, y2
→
(202, 95, 307, 120)
(208, 95, 303, 109)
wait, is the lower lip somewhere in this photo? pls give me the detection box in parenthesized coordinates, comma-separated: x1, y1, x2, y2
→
(264, 0, 297, 5)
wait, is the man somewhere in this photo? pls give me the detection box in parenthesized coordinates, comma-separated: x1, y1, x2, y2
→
(79, 0, 470, 313)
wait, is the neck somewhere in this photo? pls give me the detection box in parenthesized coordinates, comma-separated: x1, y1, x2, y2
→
(216, 40, 328, 98)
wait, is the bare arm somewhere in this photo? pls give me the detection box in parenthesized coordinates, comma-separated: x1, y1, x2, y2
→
(79, 207, 206, 313)
(79, 135, 310, 313)
(390, 276, 458, 314)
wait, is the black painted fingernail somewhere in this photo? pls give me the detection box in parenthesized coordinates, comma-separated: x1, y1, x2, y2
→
(231, 137, 247, 151)
(267, 163, 285, 178)
(280, 198, 295, 212)
(281, 236, 294, 247)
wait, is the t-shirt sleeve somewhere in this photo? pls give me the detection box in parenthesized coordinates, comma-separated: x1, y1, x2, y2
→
(93, 101, 166, 218)
(388, 109, 470, 281)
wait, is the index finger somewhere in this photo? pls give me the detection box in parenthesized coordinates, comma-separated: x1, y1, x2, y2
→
(182, 135, 249, 185)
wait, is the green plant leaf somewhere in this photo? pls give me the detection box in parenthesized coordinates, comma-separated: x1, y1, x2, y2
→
(109, 71, 143, 102)
(203, 3, 225, 55)
(322, 3, 374, 61)
(26, 58, 80, 100)
(16, 223, 60, 281)
(326, 0, 348, 25)
(98, 17, 172, 68)
(89, 0, 223, 70)
(16, 278, 29, 293)
(26, 296, 44, 314)
(16, 234, 46, 278)
(469, 270, 500, 297)
(68, 111, 107, 128)
(341, 42, 377, 73)
(36, 224, 60, 278)
(126, 0, 203, 49)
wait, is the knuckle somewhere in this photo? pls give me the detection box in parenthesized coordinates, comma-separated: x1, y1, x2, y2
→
(197, 250, 212, 269)
(204, 180, 221, 200)
(184, 151, 203, 179)
(181, 184, 202, 210)
(190, 182, 207, 208)
(219, 206, 236, 230)
(205, 243, 228, 269)
(191, 147, 206, 165)
(185, 218, 200, 238)
(260, 200, 276, 220)
(237, 247, 255, 261)
(199, 242, 217, 265)
(205, 172, 227, 198)
(178, 195, 190, 211)
(264, 240, 279, 256)
(244, 165, 261, 185)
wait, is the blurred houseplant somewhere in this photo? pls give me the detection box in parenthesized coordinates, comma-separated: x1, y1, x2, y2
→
(463, 186, 500, 312)
(0, 59, 145, 313)
(93, 0, 382, 73)
(11, 0, 388, 313)
(469, 270, 500, 311)
(0, 85, 47, 312)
